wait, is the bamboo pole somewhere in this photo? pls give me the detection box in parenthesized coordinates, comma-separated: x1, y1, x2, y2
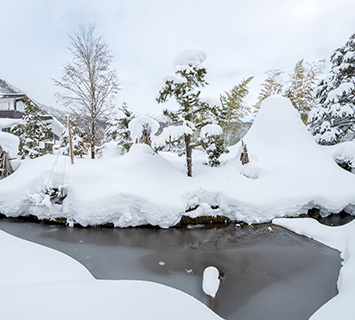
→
(67, 115, 74, 165)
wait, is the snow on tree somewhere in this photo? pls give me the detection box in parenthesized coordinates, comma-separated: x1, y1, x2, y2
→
(284, 59, 324, 124)
(308, 34, 355, 145)
(157, 49, 227, 176)
(200, 123, 228, 167)
(217, 77, 253, 146)
(104, 102, 135, 153)
(128, 115, 159, 147)
(58, 118, 87, 157)
(11, 97, 52, 159)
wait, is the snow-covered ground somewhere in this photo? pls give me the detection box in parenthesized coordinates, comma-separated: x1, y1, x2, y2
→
(0, 96, 355, 227)
(0, 229, 222, 320)
(273, 218, 355, 320)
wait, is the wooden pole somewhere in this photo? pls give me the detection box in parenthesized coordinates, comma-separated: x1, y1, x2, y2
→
(67, 115, 74, 165)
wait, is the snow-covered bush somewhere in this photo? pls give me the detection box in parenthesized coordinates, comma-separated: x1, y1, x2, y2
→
(200, 124, 228, 167)
(128, 115, 159, 146)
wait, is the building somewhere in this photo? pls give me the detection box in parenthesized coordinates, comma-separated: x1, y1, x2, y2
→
(0, 82, 64, 150)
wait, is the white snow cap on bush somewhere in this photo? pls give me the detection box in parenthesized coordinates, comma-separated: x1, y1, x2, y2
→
(200, 124, 223, 138)
(0, 132, 19, 158)
(202, 266, 220, 298)
(173, 48, 207, 68)
(128, 115, 160, 142)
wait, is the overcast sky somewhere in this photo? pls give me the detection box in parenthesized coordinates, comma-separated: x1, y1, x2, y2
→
(1, 0, 355, 116)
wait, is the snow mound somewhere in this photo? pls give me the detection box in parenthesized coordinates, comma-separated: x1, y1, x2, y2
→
(203, 266, 220, 298)
(128, 115, 160, 142)
(173, 48, 207, 68)
(0, 132, 19, 158)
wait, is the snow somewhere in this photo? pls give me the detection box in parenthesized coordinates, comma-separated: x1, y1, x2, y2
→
(172, 48, 207, 68)
(154, 121, 193, 147)
(128, 115, 160, 142)
(202, 266, 220, 298)
(323, 140, 355, 171)
(0, 131, 19, 158)
(0, 117, 21, 129)
(200, 124, 223, 138)
(0, 229, 222, 320)
(273, 218, 355, 320)
(0, 96, 355, 227)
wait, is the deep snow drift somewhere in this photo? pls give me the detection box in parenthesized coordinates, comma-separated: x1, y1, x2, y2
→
(0, 96, 355, 227)
(0, 229, 222, 320)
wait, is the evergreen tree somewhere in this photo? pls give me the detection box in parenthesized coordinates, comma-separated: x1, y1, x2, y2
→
(104, 102, 135, 153)
(200, 124, 228, 167)
(157, 50, 211, 177)
(308, 34, 355, 144)
(11, 98, 52, 159)
(255, 69, 284, 108)
(285, 59, 324, 124)
(217, 77, 253, 146)
(58, 118, 87, 157)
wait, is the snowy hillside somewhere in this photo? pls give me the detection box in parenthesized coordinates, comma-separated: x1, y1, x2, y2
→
(0, 96, 355, 227)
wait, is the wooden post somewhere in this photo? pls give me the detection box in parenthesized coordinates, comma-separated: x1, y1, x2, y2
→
(67, 115, 74, 165)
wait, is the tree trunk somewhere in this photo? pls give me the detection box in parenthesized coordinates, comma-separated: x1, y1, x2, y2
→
(91, 119, 95, 159)
(184, 134, 192, 177)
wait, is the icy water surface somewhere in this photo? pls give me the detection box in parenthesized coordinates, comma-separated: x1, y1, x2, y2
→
(0, 220, 341, 320)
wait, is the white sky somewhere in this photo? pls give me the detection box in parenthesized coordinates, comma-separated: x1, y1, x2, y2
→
(1, 0, 355, 116)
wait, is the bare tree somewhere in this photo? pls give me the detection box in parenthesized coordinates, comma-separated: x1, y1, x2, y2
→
(54, 24, 120, 159)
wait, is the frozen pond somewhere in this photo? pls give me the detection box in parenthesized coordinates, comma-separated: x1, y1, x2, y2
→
(0, 220, 341, 320)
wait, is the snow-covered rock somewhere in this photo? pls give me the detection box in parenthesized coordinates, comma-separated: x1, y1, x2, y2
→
(202, 266, 220, 298)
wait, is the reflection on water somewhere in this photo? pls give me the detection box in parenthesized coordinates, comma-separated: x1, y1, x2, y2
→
(0, 220, 341, 320)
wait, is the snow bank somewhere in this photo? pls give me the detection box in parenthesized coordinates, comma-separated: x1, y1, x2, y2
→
(0, 229, 222, 320)
(273, 218, 355, 320)
(202, 266, 220, 298)
(0, 96, 355, 227)
(0, 131, 19, 158)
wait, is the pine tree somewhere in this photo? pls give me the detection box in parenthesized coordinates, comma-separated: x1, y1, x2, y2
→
(308, 34, 355, 144)
(157, 50, 211, 177)
(104, 102, 135, 153)
(217, 77, 253, 145)
(285, 59, 324, 124)
(200, 124, 228, 167)
(11, 97, 52, 159)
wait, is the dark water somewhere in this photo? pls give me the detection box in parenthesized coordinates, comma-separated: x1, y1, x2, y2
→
(0, 220, 341, 320)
